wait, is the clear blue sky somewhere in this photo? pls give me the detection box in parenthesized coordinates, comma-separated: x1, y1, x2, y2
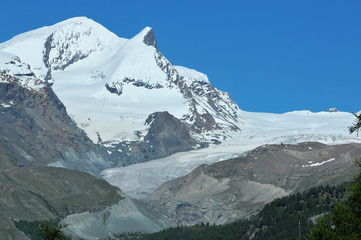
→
(1, 0, 360, 113)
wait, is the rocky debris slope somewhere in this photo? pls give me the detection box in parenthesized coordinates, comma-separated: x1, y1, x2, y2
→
(62, 195, 173, 240)
(143, 142, 361, 226)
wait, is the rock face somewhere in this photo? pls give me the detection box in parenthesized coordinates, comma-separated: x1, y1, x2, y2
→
(128, 111, 200, 164)
(144, 112, 199, 154)
(144, 142, 361, 226)
(102, 111, 201, 166)
(143, 28, 157, 48)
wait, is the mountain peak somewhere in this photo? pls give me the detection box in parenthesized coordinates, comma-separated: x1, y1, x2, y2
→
(132, 26, 157, 48)
(0, 16, 121, 81)
(52, 16, 90, 26)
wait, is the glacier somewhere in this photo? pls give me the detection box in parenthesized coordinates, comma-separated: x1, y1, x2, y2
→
(103, 110, 361, 198)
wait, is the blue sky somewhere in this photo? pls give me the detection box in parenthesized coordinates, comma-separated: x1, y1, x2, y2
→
(1, 0, 360, 113)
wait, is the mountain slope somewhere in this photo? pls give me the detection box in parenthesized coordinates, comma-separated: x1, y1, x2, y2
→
(0, 166, 173, 240)
(0, 166, 123, 240)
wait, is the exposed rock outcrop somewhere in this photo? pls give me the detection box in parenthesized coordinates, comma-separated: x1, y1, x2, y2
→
(143, 28, 157, 48)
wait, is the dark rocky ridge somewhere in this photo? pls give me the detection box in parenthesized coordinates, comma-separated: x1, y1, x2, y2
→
(105, 82, 123, 95)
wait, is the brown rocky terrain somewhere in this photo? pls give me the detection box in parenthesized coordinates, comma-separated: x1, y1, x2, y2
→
(144, 142, 361, 226)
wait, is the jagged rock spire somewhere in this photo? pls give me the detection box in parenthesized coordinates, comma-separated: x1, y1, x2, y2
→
(143, 28, 157, 48)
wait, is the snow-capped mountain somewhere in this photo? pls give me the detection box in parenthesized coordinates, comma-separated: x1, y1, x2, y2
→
(0, 17, 242, 165)
(1, 16, 360, 172)
(2, 17, 361, 237)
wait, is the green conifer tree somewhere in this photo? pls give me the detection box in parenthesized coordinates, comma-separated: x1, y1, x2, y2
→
(309, 159, 361, 239)
(38, 222, 69, 240)
(349, 113, 361, 137)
